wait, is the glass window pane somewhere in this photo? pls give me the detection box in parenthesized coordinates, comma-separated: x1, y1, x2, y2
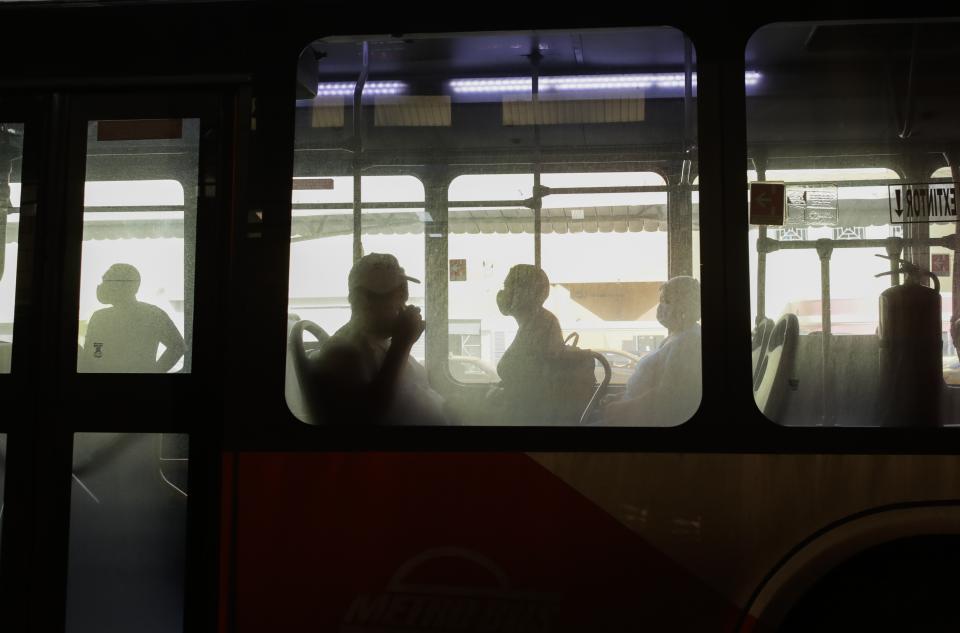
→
(289, 28, 702, 426)
(66, 433, 188, 633)
(746, 20, 960, 426)
(76, 119, 198, 374)
(1, 123, 24, 373)
(448, 173, 535, 387)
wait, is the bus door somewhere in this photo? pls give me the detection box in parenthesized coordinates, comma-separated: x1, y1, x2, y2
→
(0, 89, 239, 633)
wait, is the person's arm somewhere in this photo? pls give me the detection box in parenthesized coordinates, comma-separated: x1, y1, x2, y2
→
(310, 305, 425, 424)
(77, 313, 100, 372)
(155, 309, 186, 373)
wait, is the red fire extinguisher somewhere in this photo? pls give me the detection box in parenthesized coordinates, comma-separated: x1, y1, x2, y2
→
(875, 255, 943, 427)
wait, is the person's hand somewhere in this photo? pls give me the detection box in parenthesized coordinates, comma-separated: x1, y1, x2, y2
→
(393, 305, 425, 350)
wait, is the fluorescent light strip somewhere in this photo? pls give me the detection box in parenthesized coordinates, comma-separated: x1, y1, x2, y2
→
(449, 71, 761, 94)
(313, 72, 761, 97)
(314, 81, 406, 97)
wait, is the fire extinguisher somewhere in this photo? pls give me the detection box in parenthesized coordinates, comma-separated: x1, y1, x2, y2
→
(875, 255, 943, 427)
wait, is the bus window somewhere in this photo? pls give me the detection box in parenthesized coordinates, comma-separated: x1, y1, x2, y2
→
(0, 123, 23, 373)
(76, 119, 198, 374)
(288, 28, 702, 426)
(65, 433, 187, 633)
(746, 20, 960, 427)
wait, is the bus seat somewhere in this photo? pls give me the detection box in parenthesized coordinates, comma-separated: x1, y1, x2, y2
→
(754, 314, 799, 421)
(286, 318, 329, 424)
(751, 317, 775, 384)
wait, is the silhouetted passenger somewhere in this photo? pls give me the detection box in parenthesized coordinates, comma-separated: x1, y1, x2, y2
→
(308, 253, 447, 425)
(601, 276, 702, 425)
(493, 265, 569, 423)
(496, 264, 565, 384)
(78, 263, 186, 373)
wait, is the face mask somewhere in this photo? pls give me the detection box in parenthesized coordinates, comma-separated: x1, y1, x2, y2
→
(656, 302, 671, 329)
(496, 289, 512, 316)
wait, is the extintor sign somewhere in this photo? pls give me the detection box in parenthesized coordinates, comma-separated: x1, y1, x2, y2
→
(888, 183, 958, 224)
(749, 182, 786, 226)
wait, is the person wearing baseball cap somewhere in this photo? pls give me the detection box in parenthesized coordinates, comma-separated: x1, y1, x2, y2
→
(78, 263, 186, 373)
(306, 253, 448, 425)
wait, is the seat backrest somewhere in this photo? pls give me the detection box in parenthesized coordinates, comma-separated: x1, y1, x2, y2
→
(754, 313, 800, 421)
(285, 319, 330, 424)
(751, 317, 775, 385)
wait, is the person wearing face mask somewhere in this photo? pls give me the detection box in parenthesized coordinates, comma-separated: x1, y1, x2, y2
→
(489, 264, 580, 424)
(600, 276, 702, 426)
(78, 263, 186, 373)
(495, 264, 566, 388)
(306, 253, 448, 425)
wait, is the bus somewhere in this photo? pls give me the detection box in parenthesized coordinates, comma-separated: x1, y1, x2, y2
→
(1, 4, 960, 633)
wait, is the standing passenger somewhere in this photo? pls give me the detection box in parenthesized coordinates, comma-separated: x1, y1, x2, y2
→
(79, 263, 186, 373)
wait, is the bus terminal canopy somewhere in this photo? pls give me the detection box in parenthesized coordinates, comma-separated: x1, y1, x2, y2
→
(1, 196, 914, 244)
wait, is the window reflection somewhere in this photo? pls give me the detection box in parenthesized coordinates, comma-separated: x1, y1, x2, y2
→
(66, 433, 187, 633)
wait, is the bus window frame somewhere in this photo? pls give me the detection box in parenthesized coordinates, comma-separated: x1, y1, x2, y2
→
(287, 150, 696, 417)
(281, 26, 719, 435)
(0, 97, 42, 434)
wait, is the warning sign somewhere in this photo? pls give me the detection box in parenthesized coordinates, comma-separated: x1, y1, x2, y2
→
(449, 259, 467, 282)
(750, 182, 786, 226)
(888, 183, 957, 224)
(785, 184, 839, 226)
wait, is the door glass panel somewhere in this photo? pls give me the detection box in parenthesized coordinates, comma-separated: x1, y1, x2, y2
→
(0, 123, 24, 373)
(65, 433, 188, 633)
(76, 119, 199, 373)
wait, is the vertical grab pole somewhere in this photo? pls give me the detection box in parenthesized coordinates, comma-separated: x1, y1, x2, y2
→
(816, 238, 834, 425)
(351, 41, 369, 264)
(755, 159, 768, 322)
(530, 45, 543, 269)
(757, 227, 768, 322)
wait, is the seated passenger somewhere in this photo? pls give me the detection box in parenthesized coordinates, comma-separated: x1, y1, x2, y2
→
(600, 276, 702, 426)
(494, 264, 568, 422)
(496, 264, 565, 383)
(78, 263, 186, 373)
(307, 253, 447, 425)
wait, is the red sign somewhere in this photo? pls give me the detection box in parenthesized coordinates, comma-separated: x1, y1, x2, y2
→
(932, 254, 951, 277)
(96, 119, 183, 141)
(750, 182, 786, 226)
(449, 259, 467, 282)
